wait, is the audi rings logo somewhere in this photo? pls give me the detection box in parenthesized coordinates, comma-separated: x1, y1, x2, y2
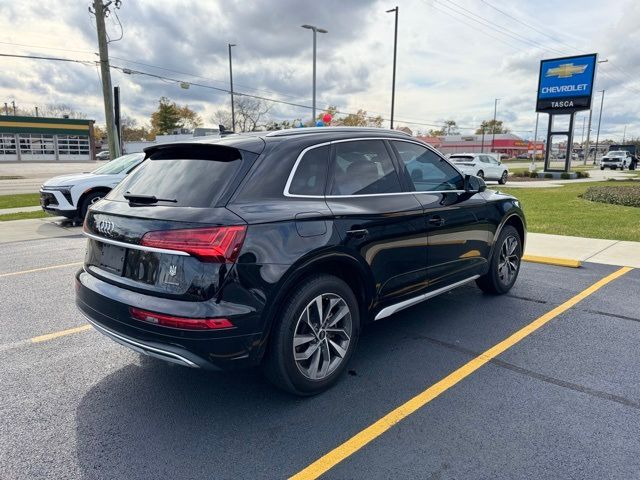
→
(96, 220, 115, 236)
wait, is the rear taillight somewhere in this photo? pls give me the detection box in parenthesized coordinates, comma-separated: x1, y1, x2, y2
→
(140, 225, 246, 262)
(130, 307, 234, 330)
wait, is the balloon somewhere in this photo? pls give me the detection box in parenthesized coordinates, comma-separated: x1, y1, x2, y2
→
(322, 113, 332, 124)
(316, 120, 324, 127)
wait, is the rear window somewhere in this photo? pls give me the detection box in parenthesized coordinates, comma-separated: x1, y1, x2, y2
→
(107, 145, 242, 208)
(449, 155, 473, 162)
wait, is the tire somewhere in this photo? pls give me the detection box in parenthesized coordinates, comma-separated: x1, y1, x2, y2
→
(80, 191, 106, 219)
(498, 170, 508, 185)
(263, 274, 360, 395)
(477, 170, 484, 179)
(600, 166, 605, 170)
(476, 225, 522, 295)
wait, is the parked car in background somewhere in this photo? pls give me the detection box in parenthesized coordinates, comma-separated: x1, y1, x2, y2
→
(96, 150, 110, 161)
(516, 153, 529, 159)
(607, 145, 637, 170)
(600, 150, 632, 170)
(449, 153, 509, 184)
(75, 128, 526, 395)
(40, 152, 145, 220)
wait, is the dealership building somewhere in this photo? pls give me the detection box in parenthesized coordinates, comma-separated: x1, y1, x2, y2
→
(0, 115, 95, 161)
(419, 133, 545, 157)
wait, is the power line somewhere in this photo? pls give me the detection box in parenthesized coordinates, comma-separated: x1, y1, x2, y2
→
(0, 52, 97, 66)
(0, 40, 97, 55)
(435, 0, 566, 55)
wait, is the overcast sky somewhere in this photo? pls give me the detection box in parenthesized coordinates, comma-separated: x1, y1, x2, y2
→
(1, 0, 639, 140)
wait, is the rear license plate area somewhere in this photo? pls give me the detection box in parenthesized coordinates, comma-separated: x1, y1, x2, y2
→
(97, 243, 126, 275)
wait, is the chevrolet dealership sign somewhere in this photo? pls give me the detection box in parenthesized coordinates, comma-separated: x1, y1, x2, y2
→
(536, 54, 597, 112)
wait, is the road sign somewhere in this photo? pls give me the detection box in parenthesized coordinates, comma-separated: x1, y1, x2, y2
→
(536, 54, 597, 113)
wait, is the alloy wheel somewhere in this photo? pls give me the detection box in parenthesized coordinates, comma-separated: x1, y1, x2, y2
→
(292, 293, 352, 380)
(497, 235, 519, 285)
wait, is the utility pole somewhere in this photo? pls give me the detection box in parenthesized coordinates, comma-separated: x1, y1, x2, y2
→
(386, 6, 399, 129)
(623, 124, 627, 143)
(491, 98, 499, 152)
(35, 106, 39, 117)
(91, 0, 120, 159)
(593, 89, 605, 164)
(480, 125, 485, 153)
(580, 116, 585, 145)
(228, 43, 236, 131)
(11, 101, 16, 115)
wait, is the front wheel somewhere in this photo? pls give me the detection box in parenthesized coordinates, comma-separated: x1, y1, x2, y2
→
(498, 170, 508, 185)
(263, 274, 360, 395)
(79, 191, 105, 219)
(476, 225, 522, 294)
(476, 170, 485, 179)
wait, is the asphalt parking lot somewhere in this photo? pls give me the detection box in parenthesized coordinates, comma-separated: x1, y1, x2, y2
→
(1, 227, 639, 479)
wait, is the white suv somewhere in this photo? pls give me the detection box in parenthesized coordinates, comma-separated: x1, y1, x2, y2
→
(40, 152, 144, 220)
(449, 153, 509, 184)
(600, 150, 631, 171)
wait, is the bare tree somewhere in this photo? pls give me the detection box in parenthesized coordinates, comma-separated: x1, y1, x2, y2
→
(41, 104, 87, 119)
(213, 97, 272, 132)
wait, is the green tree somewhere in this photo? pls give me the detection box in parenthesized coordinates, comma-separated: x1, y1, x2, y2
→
(150, 97, 202, 135)
(476, 119, 509, 135)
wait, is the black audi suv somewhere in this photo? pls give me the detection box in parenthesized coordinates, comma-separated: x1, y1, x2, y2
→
(76, 127, 526, 395)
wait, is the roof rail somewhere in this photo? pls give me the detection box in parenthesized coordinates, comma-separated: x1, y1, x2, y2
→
(265, 127, 412, 137)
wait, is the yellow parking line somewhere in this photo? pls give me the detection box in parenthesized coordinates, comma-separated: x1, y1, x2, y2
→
(290, 266, 633, 480)
(0, 261, 83, 278)
(30, 325, 92, 344)
(522, 255, 582, 268)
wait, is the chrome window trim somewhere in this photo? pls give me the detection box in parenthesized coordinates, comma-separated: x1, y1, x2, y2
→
(83, 231, 191, 256)
(283, 141, 331, 198)
(283, 137, 466, 199)
(374, 275, 480, 321)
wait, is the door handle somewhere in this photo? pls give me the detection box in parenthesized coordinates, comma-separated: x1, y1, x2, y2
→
(346, 228, 368, 239)
(428, 216, 446, 227)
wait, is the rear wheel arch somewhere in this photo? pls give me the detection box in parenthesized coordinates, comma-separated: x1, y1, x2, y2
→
(256, 253, 374, 361)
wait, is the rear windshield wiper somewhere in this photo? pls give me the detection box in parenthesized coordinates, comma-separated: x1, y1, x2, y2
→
(124, 193, 177, 204)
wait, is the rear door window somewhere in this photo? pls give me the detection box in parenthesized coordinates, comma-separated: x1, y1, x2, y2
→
(288, 145, 329, 196)
(329, 140, 402, 195)
(391, 141, 464, 191)
(108, 145, 243, 208)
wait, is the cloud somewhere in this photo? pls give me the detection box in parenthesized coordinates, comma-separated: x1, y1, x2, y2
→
(0, 0, 638, 142)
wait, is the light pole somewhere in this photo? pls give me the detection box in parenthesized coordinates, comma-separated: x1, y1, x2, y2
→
(593, 89, 605, 165)
(623, 125, 627, 143)
(228, 43, 236, 131)
(530, 112, 539, 172)
(583, 58, 608, 165)
(386, 6, 399, 129)
(301, 24, 328, 124)
(491, 98, 499, 153)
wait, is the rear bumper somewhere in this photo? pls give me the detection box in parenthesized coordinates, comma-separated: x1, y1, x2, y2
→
(75, 269, 265, 370)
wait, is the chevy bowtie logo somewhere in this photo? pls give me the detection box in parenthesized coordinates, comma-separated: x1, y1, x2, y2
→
(546, 63, 587, 78)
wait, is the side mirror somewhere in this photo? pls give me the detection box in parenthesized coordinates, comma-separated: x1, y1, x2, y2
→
(464, 174, 486, 193)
